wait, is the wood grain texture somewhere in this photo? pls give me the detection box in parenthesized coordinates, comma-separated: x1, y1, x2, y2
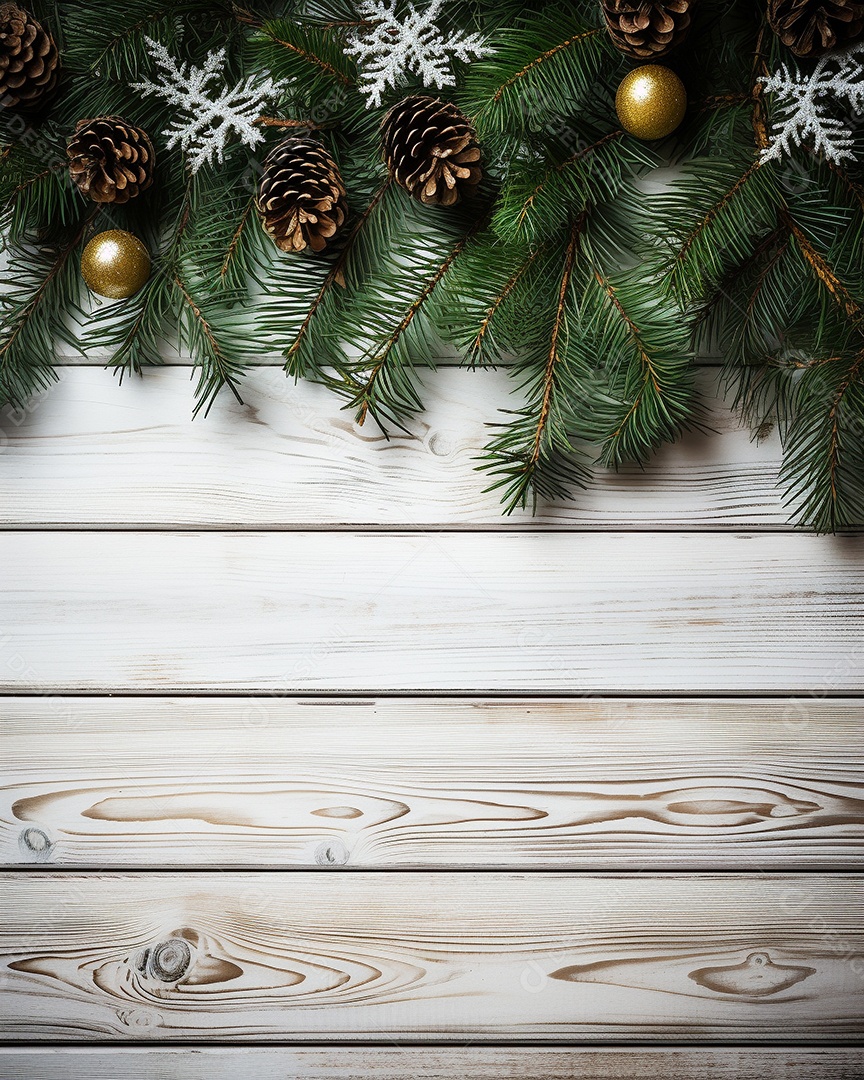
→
(1, 530, 862, 692)
(0, 367, 790, 528)
(2, 873, 863, 1041)
(1, 1047, 862, 1079)
(3, 697, 863, 869)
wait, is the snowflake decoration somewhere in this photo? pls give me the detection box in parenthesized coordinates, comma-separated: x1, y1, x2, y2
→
(346, 0, 491, 108)
(760, 43, 864, 165)
(133, 37, 291, 172)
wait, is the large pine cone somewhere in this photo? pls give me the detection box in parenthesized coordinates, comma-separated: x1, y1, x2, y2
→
(67, 116, 155, 204)
(257, 136, 348, 254)
(768, 0, 864, 55)
(382, 95, 482, 207)
(602, 0, 696, 57)
(0, 3, 59, 111)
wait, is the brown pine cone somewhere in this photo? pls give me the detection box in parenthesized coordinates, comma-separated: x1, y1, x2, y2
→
(67, 116, 155, 204)
(382, 95, 482, 207)
(602, 0, 696, 57)
(257, 136, 348, 254)
(768, 0, 864, 55)
(0, 3, 59, 112)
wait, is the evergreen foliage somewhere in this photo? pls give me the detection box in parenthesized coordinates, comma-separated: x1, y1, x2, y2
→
(1, 0, 864, 527)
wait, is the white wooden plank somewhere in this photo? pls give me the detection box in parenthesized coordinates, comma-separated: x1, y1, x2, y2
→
(1, 873, 861, 1041)
(0, 531, 861, 692)
(0, 366, 789, 528)
(3, 697, 863, 869)
(1, 1047, 861, 1079)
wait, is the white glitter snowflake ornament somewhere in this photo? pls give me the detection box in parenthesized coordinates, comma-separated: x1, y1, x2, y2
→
(761, 43, 864, 165)
(346, 0, 491, 108)
(133, 37, 291, 172)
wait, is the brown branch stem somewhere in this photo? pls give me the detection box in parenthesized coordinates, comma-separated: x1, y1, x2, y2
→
(528, 217, 583, 466)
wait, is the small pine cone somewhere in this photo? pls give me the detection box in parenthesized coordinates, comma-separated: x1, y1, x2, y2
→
(67, 116, 155, 204)
(256, 136, 348, 254)
(382, 95, 482, 207)
(0, 3, 60, 112)
(602, 0, 696, 58)
(768, 0, 864, 55)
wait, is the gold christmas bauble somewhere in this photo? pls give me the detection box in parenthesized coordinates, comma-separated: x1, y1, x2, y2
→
(80, 230, 151, 299)
(615, 65, 687, 141)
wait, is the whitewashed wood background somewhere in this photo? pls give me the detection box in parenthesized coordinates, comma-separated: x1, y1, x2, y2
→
(1, 360, 863, 1077)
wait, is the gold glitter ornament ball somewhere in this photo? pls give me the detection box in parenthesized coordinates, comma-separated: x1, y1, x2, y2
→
(615, 64, 687, 140)
(80, 229, 151, 299)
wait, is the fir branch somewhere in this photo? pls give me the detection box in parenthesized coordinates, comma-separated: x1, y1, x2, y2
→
(466, 242, 544, 366)
(590, 269, 697, 467)
(530, 219, 581, 464)
(173, 273, 246, 416)
(493, 128, 655, 244)
(782, 210, 863, 321)
(0, 211, 95, 407)
(350, 209, 484, 428)
(1, 135, 77, 246)
(824, 157, 864, 213)
(480, 218, 591, 514)
(744, 234, 790, 319)
(285, 176, 392, 369)
(266, 30, 352, 85)
(659, 156, 781, 304)
(693, 223, 786, 326)
(490, 29, 600, 103)
(220, 195, 256, 281)
(61, 1, 226, 80)
(462, 8, 610, 145)
(675, 161, 760, 269)
(253, 18, 357, 89)
(782, 350, 864, 531)
(432, 230, 547, 368)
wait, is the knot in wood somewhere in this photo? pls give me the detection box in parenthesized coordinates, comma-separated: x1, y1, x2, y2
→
(315, 838, 349, 866)
(146, 937, 192, 982)
(18, 827, 52, 859)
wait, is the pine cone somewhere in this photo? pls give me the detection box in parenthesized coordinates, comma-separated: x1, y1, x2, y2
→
(382, 95, 482, 207)
(67, 116, 155, 204)
(768, 0, 864, 55)
(257, 136, 348, 254)
(602, 0, 696, 57)
(0, 3, 59, 112)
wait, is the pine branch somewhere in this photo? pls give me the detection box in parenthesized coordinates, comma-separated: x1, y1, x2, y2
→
(782, 349, 864, 531)
(351, 217, 480, 428)
(461, 7, 611, 147)
(782, 209, 863, 322)
(262, 26, 353, 85)
(480, 218, 591, 513)
(674, 162, 760, 272)
(1, 135, 77, 246)
(493, 128, 657, 244)
(465, 242, 545, 367)
(62, 1, 229, 80)
(249, 17, 360, 120)
(285, 176, 393, 372)
(589, 269, 697, 467)
(173, 273, 246, 416)
(432, 230, 547, 368)
(490, 29, 600, 101)
(220, 195, 257, 283)
(530, 220, 580, 464)
(0, 211, 95, 407)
